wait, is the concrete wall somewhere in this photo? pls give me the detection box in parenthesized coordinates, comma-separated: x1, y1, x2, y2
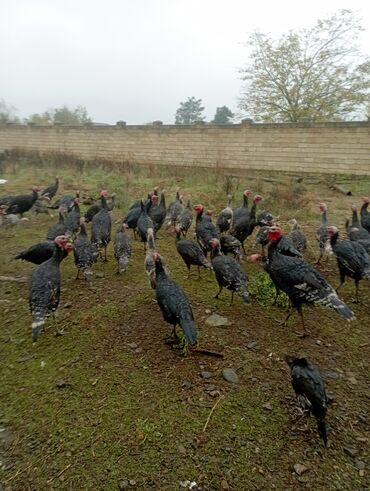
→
(0, 121, 369, 175)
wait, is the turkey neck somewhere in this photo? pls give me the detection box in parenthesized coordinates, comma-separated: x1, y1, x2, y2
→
(79, 223, 88, 236)
(250, 200, 258, 221)
(329, 230, 339, 248)
(51, 245, 66, 265)
(159, 193, 166, 207)
(210, 244, 222, 260)
(58, 211, 65, 223)
(267, 237, 282, 261)
(352, 209, 360, 227)
(321, 210, 327, 225)
(195, 208, 204, 223)
(361, 202, 369, 218)
(242, 194, 249, 209)
(100, 195, 109, 210)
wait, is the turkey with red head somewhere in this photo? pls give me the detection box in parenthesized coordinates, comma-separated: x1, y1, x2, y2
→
(250, 226, 355, 337)
(29, 235, 73, 342)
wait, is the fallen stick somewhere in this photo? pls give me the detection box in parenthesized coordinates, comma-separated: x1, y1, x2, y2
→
(0, 275, 28, 283)
(327, 183, 352, 196)
(202, 394, 225, 432)
(47, 463, 72, 484)
(192, 347, 224, 358)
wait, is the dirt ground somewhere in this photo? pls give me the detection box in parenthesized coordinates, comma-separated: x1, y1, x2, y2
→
(0, 159, 369, 490)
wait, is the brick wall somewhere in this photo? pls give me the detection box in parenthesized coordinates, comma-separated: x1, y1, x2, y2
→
(0, 121, 369, 175)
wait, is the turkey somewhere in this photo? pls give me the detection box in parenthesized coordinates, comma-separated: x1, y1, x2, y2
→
(114, 223, 132, 274)
(288, 219, 307, 255)
(256, 211, 274, 227)
(41, 177, 59, 199)
(210, 238, 250, 304)
(149, 192, 167, 234)
(175, 226, 212, 277)
(15, 241, 67, 264)
(50, 192, 79, 210)
(84, 191, 116, 223)
(216, 195, 233, 234)
(91, 193, 111, 261)
(360, 197, 370, 234)
(316, 202, 331, 264)
(286, 356, 328, 446)
(123, 197, 152, 236)
(250, 226, 355, 336)
(327, 225, 370, 303)
(345, 204, 370, 254)
(32, 195, 51, 215)
(129, 188, 157, 211)
(177, 199, 193, 237)
(46, 207, 68, 241)
(166, 190, 184, 228)
(233, 189, 252, 223)
(73, 218, 96, 281)
(194, 203, 219, 256)
(220, 234, 242, 261)
(137, 198, 155, 248)
(0, 205, 28, 229)
(0, 186, 39, 216)
(29, 235, 73, 342)
(65, 197, 81, 238)
(154, 254, 198, 348)
(231, 194, 262, 254)
(345, 204, 370, 242)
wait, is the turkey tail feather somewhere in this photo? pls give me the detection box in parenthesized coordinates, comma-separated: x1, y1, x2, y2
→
(179, 314, 197, 346)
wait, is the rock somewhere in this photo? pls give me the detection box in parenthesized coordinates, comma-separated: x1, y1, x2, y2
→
(343, 447, 358, 458)
(56, 379, 66, 388)
(182, 380, 193, 389)
(293, 463, 309, 475)
(205, 309, 211, 314)
(63, 302, 72, 309)
(95, 272, 105, 278)
(129, 479, 136, 486)
(209, 390, 220, 397)
(205, 314, 231, 328)
(17, 352, 34, 363)
(204, 384, 216, 392)
(127, 342, 138, 349)
(222, 368, 239, 384)
(119, 480, 129, 489)
(262, 403, 272, 411)
(220, 479, 230, 490)
(200, 371, 212, 379)
(347, 376, 358, 385)
(354, 459, 365, 470)
(178, 444, 186, 455)
(247, 341, 258, 350)
(323, 370, 339, 381)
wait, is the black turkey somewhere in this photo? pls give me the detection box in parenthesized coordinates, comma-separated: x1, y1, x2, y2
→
(154, 254, 198, 348)
(29, 235, 73, 342)
(286, 356, 328, 446)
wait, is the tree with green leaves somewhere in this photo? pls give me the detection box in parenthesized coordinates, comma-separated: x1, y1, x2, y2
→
(175, 97, 205, 124)
(212, 106, 234, 124)
(0, 99, 20, 123)
(239, 10, 370, 122)
(27, 105, 92, 125)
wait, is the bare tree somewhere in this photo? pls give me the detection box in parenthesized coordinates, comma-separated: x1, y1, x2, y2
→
(239, 10, 370, 122)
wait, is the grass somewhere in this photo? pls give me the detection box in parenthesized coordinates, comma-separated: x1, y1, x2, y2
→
(0, 153, 370, 490)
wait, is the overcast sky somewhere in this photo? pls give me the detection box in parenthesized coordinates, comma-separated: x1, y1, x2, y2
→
(1, 0, 369, 124)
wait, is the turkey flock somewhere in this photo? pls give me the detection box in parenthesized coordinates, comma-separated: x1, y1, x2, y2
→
(1, 176, 370, 448)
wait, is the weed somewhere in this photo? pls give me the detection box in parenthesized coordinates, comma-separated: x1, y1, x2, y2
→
(249, 271, 290, 307)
